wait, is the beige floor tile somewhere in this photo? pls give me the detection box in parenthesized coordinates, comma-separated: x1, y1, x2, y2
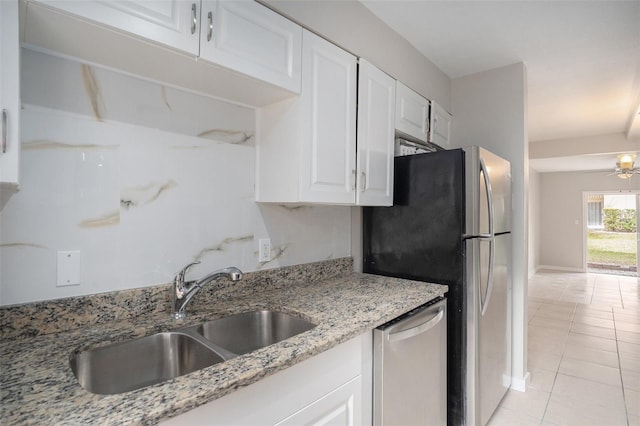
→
(618, 329, 640, 344)
(626, 388, 640, 417)
(529, 338, 566, 356)
(504, 271, 637, 426)
(551, 373, 625, 409)
(569, 322, 616, 340)
(565, 332, 618, 353)
(573, 307, 614, 320)
(499, 388, 550, 420)
(487, 407, 542, 426)
(623, 369, 640, 392)
(534, 309, 574, 322)
(572, 314, 614, 329)
(558, 357, 622, 387)
(530, 317, 572, 331)
(615, 312, 640, 324)
(527, 369, 556, 392)
(528, 350, 562, 372)
(539, 303, 576, 313)
(576, 304, 613, 314)
(619, 348, 640, 373)
(616, 320, 640, 333)
(618, 340, 640, 354)
(543, 396, 628, 426)
(562, 345, 620, 369)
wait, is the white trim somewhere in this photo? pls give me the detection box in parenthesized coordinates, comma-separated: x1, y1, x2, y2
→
(510, 372, 530, 392)
(528, 265, 541, 279)
(537, 265, 584, 273)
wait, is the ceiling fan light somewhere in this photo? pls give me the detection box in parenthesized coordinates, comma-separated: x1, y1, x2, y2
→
(617, 153, 636, 170)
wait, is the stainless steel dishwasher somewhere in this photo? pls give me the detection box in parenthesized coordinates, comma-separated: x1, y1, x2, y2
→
(373, 297, 447, 426)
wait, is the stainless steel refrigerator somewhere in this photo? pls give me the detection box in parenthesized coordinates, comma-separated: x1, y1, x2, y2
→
(363, 146, 512, 426)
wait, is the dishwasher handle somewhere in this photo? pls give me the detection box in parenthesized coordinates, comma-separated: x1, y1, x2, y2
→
(387, 307, 445, 343)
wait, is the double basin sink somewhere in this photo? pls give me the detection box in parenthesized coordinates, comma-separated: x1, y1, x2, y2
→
(70, 310, 316, 395)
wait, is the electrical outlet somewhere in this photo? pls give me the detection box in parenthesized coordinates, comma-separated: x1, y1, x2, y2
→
(57, 250, 81, 286)
(258, 238, 272, 262)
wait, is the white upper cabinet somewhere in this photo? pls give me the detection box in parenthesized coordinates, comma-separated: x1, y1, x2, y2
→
(395, 81, 430, 142)
(28, 0, 302, 97)
(256, 31, 395, 206)
(200, 0, 302, 94)
(299, 30, 357, 204)
(0, 0, 21, 190)
(356, 59, 395, 206)
(38, 0, 200, 55)
(429, 100, 452, 148)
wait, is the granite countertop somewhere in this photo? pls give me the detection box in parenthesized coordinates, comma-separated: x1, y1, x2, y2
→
(0, 264, 446, 425)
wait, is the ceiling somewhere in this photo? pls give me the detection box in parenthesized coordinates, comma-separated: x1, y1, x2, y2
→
(361, 0, 640, 172)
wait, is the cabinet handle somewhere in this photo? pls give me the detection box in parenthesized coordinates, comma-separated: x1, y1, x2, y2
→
(207, 11, 213, 42)
(360, 172, 366, 192)
(351, 169, 356, 190)
(191, 3, 197, 35)
(2, 109, 7, 154)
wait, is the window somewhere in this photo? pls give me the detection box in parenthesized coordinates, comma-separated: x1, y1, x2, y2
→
(587, 195, 603, 229)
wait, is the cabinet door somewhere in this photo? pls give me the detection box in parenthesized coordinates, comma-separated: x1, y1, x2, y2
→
(38, 0, 200, 55)
(430, 100, 452, 148)
(300, 30, 357, 204)
(275, 376, 362, 426)
(200, 0, 302, 94)
(0, 0, 20, 188)
(395, 81, 430, 142)
(356, 60, 395, 207)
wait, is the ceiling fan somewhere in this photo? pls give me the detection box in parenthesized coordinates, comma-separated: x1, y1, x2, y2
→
(611, 153, 640, 179)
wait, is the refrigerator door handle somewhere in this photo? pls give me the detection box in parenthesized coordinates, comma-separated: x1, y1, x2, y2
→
(481, 238, 495, 316)
(480, 157, 495, 238)
(479, 157, 495, 316)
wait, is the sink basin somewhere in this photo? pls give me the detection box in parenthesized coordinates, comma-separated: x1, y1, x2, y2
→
(70, 332, 224, 395)
(70, 310, 316, 394)
(196, 310, 316, 355)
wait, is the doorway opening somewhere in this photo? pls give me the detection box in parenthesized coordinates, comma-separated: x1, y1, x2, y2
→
(584, 192, 638, 277)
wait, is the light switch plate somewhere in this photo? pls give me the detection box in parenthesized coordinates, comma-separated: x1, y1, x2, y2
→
(57, 250, 81, 286)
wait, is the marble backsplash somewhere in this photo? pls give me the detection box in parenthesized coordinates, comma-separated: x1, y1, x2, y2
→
(0, 49, 351, 305)
(0, 258, 353, 340)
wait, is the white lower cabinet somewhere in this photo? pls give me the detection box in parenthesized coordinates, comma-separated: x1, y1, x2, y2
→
(160, 333, 372, 426)
(275, 376, 362, 426)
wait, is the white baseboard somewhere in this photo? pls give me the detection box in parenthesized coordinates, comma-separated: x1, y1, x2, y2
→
(537, 265, 585, 273)
(510, 372, 530, 392)
(528, 265, 541, 279)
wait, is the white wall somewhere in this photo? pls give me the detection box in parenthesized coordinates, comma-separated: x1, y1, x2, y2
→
(539, 171, 640, 271)
(263, 0, 452, 112)
(450, 62, 530, 390)
(0, 50, 351, 305)
(528, 169, 541, 276)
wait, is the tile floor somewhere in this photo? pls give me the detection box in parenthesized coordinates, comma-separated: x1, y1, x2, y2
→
(488, 270, 639, 426)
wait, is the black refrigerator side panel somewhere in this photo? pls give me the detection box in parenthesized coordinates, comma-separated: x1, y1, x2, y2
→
(363, 149, 465, 285)
(363, 149, 467, 426)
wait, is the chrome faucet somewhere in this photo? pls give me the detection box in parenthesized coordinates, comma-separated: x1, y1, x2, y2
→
(172, 261, 243, 319)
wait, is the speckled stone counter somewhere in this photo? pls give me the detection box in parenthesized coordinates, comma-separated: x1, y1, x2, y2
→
(0, 259, 447, 425)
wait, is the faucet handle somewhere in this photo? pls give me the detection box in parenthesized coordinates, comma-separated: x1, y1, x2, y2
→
(175, 261, 201, 285)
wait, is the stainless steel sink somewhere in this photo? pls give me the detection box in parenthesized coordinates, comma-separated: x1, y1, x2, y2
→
(70, 310, 316, 395)
(70, 332, 225, 395)
(195, 310, 316, 355)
